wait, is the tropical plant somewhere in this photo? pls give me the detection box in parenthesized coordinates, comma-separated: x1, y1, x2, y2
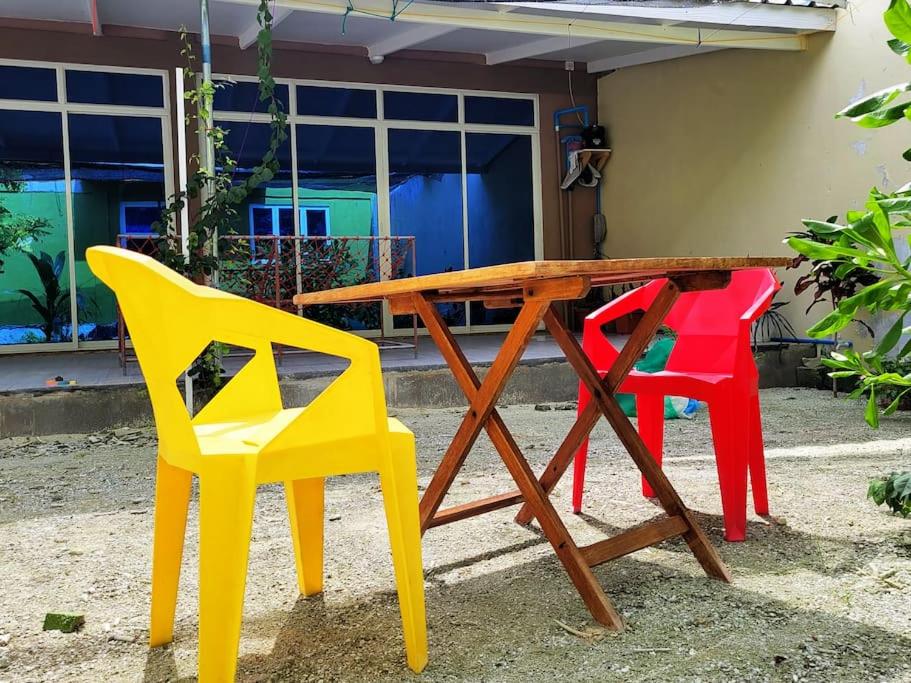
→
(786, 0, 911, 517)
(868, 472, 911, 517)
(17, 250, 69, 342)
(0, 169, 50, 274)
(786, 0, 911, 427)
(788, 218, 880, 334)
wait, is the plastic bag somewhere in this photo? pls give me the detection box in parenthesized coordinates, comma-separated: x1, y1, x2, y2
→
(616, 337, 700, 419)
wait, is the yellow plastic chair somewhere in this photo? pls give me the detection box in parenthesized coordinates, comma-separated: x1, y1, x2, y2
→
(86, 246, 427, 681)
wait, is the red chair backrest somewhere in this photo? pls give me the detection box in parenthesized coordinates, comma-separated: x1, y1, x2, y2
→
(658, 268, 779, 377)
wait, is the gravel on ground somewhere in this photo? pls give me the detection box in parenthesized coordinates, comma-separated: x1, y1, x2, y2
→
(0, 387, 910, 682)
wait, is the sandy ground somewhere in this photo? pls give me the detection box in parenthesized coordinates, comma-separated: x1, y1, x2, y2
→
(1, 387, 910, 682)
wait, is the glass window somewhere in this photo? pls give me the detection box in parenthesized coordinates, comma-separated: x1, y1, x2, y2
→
(466, 133, 534, 326)
(303, 208, 329, 237)
(120, 202, 163, 234)
(384, 91, 458, 123)
(0, 110, 70, 345)
(297, 85, 376, 118)
(69, 114, 166, 343)
(389, 128, 465, 328)
(214, 80, 290, 114)
(214, 119, 294, 302)
(296, 124, 380, 330)
(65, 70, 164, 107)
(465, 96, 535, 127)
(0, 65, 57, 102)
(216, 118, 294, 237)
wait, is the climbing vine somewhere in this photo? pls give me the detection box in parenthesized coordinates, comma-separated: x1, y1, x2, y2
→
(153, 0, 287, 280)
(152, 0, 288, 393)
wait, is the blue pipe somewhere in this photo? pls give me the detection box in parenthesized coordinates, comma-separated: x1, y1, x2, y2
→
(770, 336, 853, 348)
(553, 106, 589, 130)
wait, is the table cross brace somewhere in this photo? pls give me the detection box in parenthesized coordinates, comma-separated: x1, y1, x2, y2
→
(404, 274, 730, 628)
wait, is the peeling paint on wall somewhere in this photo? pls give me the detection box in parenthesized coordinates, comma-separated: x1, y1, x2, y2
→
(849, 79, 866, 105)
(876, 163, 891, 189)
(850, 139, 868, 156)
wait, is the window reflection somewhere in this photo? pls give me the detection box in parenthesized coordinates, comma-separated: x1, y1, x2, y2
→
(389, 128, 465, 328)
(69, 114, 166, 342)
(467, 133, 534, 326)
(66, 70, 164, 107)
(0, 110, 70, 345)
(296, 124, 380, 330)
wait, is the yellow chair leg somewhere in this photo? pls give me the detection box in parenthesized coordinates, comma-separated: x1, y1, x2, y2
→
(197, 465, 257, 683)
(285, 477, 325, 597)
(379, 455, 428, 674)
(149, 454, 193, 647)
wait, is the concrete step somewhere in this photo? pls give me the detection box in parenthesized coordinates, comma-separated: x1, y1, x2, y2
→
(0, 344, 817, 437)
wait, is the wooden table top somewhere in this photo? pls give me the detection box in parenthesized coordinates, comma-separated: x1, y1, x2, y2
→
(292, 257, 790, 305)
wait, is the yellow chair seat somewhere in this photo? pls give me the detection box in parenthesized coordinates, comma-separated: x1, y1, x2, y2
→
(86, 246, 428, 682)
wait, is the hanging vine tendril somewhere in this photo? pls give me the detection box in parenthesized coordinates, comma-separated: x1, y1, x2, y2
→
(150, 0, 288, 394)
(341, 0, 416, 34)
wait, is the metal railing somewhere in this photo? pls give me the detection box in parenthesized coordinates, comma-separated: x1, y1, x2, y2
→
(114, 233, 417, 370)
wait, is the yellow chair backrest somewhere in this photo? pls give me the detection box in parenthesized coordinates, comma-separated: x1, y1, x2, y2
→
(86, 246, 388, 470)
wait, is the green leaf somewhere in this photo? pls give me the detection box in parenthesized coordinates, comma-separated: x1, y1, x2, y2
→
(889, 37, 911, 58)
(885, 0, 911, 49)
(882, 388, 911, 415)
(786, 236, 871, 262)
(877, 315, 906, 355)
(852, 100, 911, 128)
(807, 308, 853, 337)
(868, 478, 888, 504)
(801, 219, 845, 234)
(865, 388, 880, 428)
(837, 82, 911, 119)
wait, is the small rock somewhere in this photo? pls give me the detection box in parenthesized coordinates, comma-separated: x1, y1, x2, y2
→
(0, 634, 9, 646)
(534, 404, 552, 412)
(108, 631, 136, 644)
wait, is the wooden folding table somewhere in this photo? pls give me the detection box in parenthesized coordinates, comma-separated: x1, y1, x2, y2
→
(293, 257, 788, 627)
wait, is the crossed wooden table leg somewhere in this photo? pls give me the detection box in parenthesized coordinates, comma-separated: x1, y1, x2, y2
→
(391, 273, 730, 628)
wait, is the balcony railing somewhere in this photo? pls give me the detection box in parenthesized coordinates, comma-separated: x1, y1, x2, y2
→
(114, 233, 417, 371)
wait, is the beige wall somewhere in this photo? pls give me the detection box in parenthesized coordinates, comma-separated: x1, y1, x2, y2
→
(597, 2, 906, 340)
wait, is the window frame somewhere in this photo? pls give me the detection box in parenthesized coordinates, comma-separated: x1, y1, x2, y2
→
(119, 200, 164, 235)
(0, 58, 172, 355)
(214, 74, 542, 335)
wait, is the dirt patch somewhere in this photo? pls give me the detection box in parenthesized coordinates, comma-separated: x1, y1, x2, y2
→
(1, 388, 910, 682)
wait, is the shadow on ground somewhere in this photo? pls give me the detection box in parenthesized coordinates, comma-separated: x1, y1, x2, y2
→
(141, 519, 911, 682)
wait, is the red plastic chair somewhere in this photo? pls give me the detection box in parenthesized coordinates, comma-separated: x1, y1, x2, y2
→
(573, 268, 780, 541)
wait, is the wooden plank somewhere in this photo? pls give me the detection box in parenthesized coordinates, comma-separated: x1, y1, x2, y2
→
(514, 400, 601, 525)
(580, 515, 688, 566)
(414, 293, 625, 629)
(427, 490, 524, 528)
(671, 270, 732, 292)
(515, 285, 680, 524)
(523, 276, 590, 301)
(482, 296, 522, 310)
(544, 303, 732, 582)
(388, 295, 416, 315)
(292, 257, 790, 306)
(415, 294, 549, 532)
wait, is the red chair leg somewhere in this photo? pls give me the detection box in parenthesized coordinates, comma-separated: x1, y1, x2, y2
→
(636, 394, 664, 498)
(572, 382, 592, 514)
(708, 399, 748, 542)
(747, 391, 769, 515)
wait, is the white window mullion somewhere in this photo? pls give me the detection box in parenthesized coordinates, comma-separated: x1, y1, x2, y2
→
(288, 84, 304, 306)
(460, 127, 471, 329)
(60, 109, 79, 350)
